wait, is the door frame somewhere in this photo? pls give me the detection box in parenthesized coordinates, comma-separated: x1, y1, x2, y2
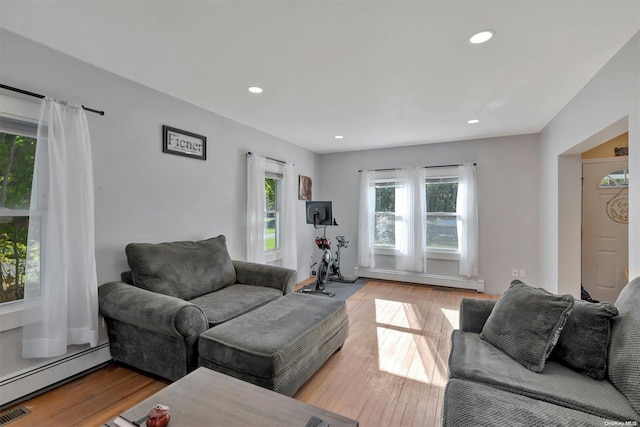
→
(581, 157, 629, 301)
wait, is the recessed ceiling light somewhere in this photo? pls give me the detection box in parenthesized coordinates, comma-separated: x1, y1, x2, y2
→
(469, 30, 495, 44)
(467, 119, 480, 124)
(334, 135, 344, 139)
(247, 86, 263, 94)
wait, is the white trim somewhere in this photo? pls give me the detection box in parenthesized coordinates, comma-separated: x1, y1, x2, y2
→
(0, 209, 30, 217)
(581, 157, 628, 164)
(264, 249, 282, 263)
(373, 246, 460, 260)
(373, 245, 397, 256)
(0, 343, 112, 406)
(0, 300, 24, 331)
(355, 266, 484, 292)
(424, 166, 457, 177)
(0, 94, 40, 123)
(426, 249, 460, 260)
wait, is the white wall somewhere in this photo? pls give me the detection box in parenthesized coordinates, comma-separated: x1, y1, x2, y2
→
(539, 32, 639, 295)
(0, 30, 319, 384)
(318, 134, 540, 296)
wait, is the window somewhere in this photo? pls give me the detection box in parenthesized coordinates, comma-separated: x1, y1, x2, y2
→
(425, 176, 458, 250)
(374, 181, 396, 246)
(373, 170, 460, 253)
(262, 159, 285, 266)
(264, 173, 282, 251)
(599, 168, 629, 188)
(1, 118, 37, 304)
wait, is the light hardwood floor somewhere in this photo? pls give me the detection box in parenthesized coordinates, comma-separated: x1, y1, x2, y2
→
(2, 280, 495, 427)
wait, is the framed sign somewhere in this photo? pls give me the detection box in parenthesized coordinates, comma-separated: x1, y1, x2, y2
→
(163, 125, 207, 160)
(615, 146, 628, 157)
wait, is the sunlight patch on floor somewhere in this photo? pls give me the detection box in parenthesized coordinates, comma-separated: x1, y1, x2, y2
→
(376, 326, 431, 383)
(374, 298, 442, 384)
(440, 307, 460, 329)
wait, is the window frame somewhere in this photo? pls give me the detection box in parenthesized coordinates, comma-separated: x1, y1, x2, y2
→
(373, 176, 398, 251)
(0, 94, 40, 331)
(598, 167, 629, 188)
(424, 167, 460, 258)
(372, 167, 461, 260)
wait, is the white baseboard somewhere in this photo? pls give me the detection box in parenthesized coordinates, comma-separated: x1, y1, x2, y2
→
(0, 343, 112, 407)
(355, 267, 484, 292)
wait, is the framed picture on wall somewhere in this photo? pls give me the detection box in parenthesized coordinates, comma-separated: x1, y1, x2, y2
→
(298, 175, 312, 200)
(163, 125, 207, 160)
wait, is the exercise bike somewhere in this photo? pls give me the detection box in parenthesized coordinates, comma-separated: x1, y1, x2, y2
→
(302, 206, 357, 297)
(302, 227, 337, 297)
(329, 236, 357, 284)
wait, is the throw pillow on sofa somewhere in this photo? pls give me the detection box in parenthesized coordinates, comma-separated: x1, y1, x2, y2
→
(551, 300, 618, 380)
(126, 235, 236, 300)
(480, 280, 574, 373)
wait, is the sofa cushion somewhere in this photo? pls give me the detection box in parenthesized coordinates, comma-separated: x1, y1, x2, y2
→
(480, 280, 574, 372)
(449, 330, 640, 421)
(551, 300, 618, 380)
(443, 378, 615, 427)
(189, 284, 282, 327)
(609, 277, 640, 414)
(126, 235, 236, 300)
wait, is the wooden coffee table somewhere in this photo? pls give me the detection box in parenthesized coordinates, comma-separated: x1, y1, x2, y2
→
(108, 367, 358, 426)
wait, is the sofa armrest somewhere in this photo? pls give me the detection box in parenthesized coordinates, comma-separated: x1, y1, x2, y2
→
(459, 297, 497, 333)
(98, 281, 208, 338)
(232, 260, 297, 295)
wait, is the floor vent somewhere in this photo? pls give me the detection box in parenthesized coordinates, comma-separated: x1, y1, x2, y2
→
(0, 406, 31, 425)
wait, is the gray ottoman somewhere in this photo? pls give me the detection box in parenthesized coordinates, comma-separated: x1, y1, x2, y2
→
(198, 293, 349, 396)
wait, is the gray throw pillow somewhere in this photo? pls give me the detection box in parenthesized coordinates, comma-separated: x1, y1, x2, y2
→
(551, 300, 618, 380)
(608, 277, 640, 414)
(480, 280, 575, 373)
(126, 235, 236, 300)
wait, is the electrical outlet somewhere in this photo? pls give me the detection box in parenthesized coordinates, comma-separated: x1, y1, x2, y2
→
(519, 269, 527, 278)
(512, 268, 519, 277)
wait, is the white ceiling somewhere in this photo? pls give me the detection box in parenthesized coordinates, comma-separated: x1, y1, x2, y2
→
(1, 1, 639, 153)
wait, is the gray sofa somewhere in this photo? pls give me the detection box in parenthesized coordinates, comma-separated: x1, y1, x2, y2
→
(443, 277, 640, 426)
(98, 235, 297, 381)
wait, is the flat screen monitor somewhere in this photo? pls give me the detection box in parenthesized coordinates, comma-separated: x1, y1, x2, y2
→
(306, 201, 333, 226)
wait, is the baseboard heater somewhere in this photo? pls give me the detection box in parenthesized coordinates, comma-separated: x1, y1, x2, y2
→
(0, 342, 112, 408)
(354, 267, 485, 292)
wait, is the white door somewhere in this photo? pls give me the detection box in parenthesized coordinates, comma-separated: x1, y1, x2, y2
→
(582, 160, 628, 303)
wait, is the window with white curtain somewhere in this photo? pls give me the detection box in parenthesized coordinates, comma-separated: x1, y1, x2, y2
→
(372, 168, 461, 257)
(246, 154, 297, 270)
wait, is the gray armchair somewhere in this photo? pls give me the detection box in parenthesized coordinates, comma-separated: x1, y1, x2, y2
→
(98, 235, 297, 380)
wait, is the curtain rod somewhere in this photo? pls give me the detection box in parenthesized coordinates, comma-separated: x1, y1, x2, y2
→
(358, 163, 476, 173)
(0, 83, 105, 116)
(246, 151, 287, 165)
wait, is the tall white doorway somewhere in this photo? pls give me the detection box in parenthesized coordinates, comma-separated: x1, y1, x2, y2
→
(581, 159, 628, 302)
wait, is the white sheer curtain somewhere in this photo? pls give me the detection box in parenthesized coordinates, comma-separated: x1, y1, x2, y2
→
(357, 170, 376, 268)
(395, 168, 426, 272)
(22, 98, 98, 358)
(281, 163, 297, 270)
(457, 164, 479, 277)
(246, 154, 266, 264)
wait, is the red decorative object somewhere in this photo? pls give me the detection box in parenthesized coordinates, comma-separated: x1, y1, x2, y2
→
(146, 404, 170, 427)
